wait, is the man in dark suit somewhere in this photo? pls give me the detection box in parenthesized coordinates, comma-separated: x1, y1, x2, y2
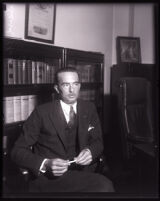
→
(11, 67, 114, 192)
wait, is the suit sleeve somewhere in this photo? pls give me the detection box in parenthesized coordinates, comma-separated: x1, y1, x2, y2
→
(11, 108, 45, 177)
(86, 103, 104, 161)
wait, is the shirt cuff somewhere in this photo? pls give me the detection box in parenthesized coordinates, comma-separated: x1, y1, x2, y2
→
(39, 159, 48, 173)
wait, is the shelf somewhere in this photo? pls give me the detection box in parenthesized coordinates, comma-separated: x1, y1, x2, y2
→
(3, 37, 64, 60)
(3, 84, 55, 97)
(81, 82, 103, 89)
(65, 48, 104, 63)
(3, 121, 24, 130)
(3, 83, 103, 96)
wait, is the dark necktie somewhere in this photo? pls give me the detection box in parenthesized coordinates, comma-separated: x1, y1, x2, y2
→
(68, 106, 76, 127)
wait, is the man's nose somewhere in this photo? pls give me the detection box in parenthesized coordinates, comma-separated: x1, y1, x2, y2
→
(69, 84, 74, 92)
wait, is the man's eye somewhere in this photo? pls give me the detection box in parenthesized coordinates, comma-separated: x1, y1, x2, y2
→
(74, 82, 79, 86)
(62, 83, 69, 87)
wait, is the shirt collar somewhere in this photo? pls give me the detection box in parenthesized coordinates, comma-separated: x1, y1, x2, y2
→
(60, 100, 77, 114)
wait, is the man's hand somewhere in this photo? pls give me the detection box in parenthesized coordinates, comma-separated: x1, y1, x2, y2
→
(75, 148, 92, 165)
(45, 158, 69, 176)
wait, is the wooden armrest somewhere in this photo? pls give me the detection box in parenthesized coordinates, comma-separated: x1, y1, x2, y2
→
(20, 168, 29, 175)
(19, 168, 30, 182)
(96, 155, 110, 175)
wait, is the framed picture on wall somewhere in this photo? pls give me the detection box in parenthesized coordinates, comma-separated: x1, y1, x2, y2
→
(25, 3, 56, 44)
(116, 36, 141, 64)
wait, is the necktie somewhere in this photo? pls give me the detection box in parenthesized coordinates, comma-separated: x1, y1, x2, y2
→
(68, 106, 76, 127)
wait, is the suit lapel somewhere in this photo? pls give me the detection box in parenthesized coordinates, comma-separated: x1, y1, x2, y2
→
(49, 100, 67, 150)
(77, 100, 88, 150)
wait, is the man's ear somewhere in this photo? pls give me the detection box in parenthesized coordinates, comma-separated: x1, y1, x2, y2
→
(54, 85, 59, 94)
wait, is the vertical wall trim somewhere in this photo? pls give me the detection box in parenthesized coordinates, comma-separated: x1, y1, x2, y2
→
(111, 5, 116, 64)
(128, 4, 134, 36)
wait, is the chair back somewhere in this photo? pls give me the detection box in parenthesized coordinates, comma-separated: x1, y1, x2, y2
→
(118, 77, 154, 159)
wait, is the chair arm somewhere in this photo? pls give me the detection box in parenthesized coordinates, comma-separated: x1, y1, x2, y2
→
(19, 168, 30, 182)
(95, 155, 110, 175)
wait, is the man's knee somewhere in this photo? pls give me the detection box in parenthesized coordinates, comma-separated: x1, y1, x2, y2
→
(96, 174, 115, 192)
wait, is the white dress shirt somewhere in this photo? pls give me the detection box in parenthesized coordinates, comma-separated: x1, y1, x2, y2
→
(60, 100, 77, 123)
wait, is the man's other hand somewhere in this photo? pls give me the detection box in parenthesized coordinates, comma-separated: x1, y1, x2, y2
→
(75, 148, 92, 165)
(45, 158, 69, 176)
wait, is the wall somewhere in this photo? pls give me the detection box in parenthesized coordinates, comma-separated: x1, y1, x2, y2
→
(133, 4, 155, 63)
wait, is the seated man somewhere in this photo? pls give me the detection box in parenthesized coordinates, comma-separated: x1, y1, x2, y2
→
(11, 67, 114, 192)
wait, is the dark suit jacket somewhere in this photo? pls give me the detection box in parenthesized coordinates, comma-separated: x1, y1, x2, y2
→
(11, 99, 104, 177)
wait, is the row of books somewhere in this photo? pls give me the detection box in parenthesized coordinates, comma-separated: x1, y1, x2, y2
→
(68, 63, 102, 83)
(3, 95, 37, 124)
(79, 90, 97, 101)
(3, 58, 59, 85)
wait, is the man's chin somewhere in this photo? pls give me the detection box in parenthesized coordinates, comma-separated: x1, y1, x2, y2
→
(65, 99, 77, 104)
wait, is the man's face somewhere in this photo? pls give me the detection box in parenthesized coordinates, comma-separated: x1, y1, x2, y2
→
(55, 71, 81, 104)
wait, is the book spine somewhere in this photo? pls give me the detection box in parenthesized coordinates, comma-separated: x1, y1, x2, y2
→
(46, 64, 49, 83)
(51, 66, 55, 83)
(20, 95, 29, 121)
(85, 65, 90, 82)
(3, 136, 8, 154)
(43, 62, 47, 84)
(3, 58, 8, 85)
(13, 96, 21, 122)
(27, 60, 32, 84)
(49, 65, 52, 83)
(42, 62, 45, 84)
(28, 95, 37, 116)
(96, 65, 101, 82)
(37, 61, 43, 84)
(17, 59, 23, 84)
(80, 66, 85, 83)
(14, 59, 19, 84)
(90, 65, 96, 82)
(12, 59, 17, 84)
(88, 65, 93, 82)
(7, 58, 14, 84)
(32, 61, 36, 84)
(3, 96, 14, 124)
(40, 62, 43, 84)
(22, 60, 26, 84)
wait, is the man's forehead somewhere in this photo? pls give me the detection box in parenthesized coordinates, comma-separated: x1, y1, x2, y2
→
(58, 71, 79, 80)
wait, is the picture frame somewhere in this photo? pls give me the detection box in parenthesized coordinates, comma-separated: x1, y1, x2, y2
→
(116, 36, 141, 64)
(25, 3, 56, 44)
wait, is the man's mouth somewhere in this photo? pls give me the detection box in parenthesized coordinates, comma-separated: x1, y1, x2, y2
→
(69, 94, 75, 98)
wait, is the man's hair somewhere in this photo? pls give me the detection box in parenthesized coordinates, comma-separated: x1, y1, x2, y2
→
(54, 67, 81, 84)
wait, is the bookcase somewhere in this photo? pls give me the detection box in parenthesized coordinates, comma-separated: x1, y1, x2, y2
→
(2, 38, 104, 195)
